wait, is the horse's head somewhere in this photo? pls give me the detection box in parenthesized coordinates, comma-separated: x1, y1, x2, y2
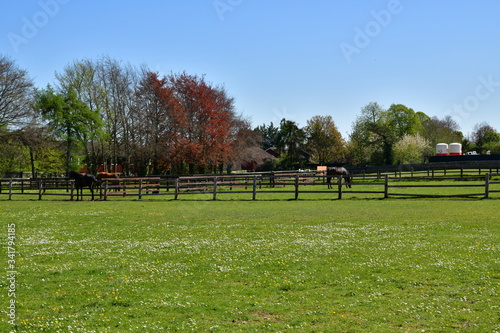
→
(68, 170, 82, 179)
(344, 175, 352, 188)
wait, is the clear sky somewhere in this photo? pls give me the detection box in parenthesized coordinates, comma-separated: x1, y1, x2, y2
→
(1, 0, 499, 139)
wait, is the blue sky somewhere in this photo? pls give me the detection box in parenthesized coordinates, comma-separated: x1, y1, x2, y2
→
(2, 0, 500, 139)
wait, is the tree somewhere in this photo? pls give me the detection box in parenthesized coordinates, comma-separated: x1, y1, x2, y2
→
(10, 124, 64, 178)
(0, 55, 35, 128)
(55, 56, 142, 174)
(169, 72, 238, 174)
(254, 122, 279, 150)
(228, 117, 261, 173)
(94, 57, 139, 173)
(36, 86, 103, 172)
(348, 102, 432, 165)
(470, 122, 499, 153)
(276, 119, 306, 169)
(132, 71, 183, 175)
(0, 132, 30, 177)
(386, 104, 422, 137)
(304, 115, 345, 165)
(419, 115, 462, 148)
(393, 134, 431, 164)
(349, 102, 396, 165)
(55, 58, 110, 173)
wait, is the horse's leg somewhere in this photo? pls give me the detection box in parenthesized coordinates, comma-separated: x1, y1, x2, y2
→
(90, 185, 94, 201)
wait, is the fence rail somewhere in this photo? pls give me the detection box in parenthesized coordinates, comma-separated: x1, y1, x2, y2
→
(1, 172, 499, 200)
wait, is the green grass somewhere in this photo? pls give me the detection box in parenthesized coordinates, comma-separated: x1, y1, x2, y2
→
(1, 197, 500, 332)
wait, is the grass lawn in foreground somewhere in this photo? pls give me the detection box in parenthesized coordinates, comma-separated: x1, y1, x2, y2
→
(1, 197, 499, 332)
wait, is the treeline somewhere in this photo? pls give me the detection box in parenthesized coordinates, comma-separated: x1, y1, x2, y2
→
(1, 54, 500, 177)
(0, 55, 258, 176)
(255, 102, 500, 169)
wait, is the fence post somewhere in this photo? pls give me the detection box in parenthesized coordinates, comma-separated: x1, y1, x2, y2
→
(338, 175, 343, 200)
(294, 175, 299, 200)
(213, 176, 218, 200)
(384, 175, 389, 198)
(485, 173, 490, 199)
(8, 179, 13, 200)
(38, 179, 43, 200)
(174, 177, 179, 200)
(138, 179, 143, 200)
(104, 180, 108, 201)
(252, 175, 257, 200)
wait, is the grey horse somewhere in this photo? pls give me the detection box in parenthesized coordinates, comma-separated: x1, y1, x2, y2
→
(326, 167, 352, 189)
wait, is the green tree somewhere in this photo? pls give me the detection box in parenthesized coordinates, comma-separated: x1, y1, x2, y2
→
(349, 102, 396, 165)
(419, 115, 462, 149)
(471, 122, 499, 153)
(483, 131, 500, 152)
(254, 122, 279, 150)
(0, 133, 30, 176)
(393, 134, 431, 164)
(304, 115, 345, 165)
(36, 86, 103, 173)
(386, 104, 422, 137)
(276, 119, 306, 169)
(56, 57, 139, 174)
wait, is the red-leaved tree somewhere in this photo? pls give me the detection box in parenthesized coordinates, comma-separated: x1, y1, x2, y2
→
(169, 72, 237, 174)
(132, 72, 183, 175)
(133, 71, 253, 175)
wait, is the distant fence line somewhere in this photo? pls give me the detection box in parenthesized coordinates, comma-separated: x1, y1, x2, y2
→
(1, 170, 500, 200)
(349, 162, 500, 178)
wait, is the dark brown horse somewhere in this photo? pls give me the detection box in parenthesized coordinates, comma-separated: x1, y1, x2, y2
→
(69, 171, 98, 201)
(326, 167, 352, 189)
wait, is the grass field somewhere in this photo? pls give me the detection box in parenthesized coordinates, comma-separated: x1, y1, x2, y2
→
(1, 195, 500, 332)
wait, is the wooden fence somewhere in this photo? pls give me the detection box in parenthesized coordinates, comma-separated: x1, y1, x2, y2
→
(350, 164, 500, 179)
(1, 171, 499, 200)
